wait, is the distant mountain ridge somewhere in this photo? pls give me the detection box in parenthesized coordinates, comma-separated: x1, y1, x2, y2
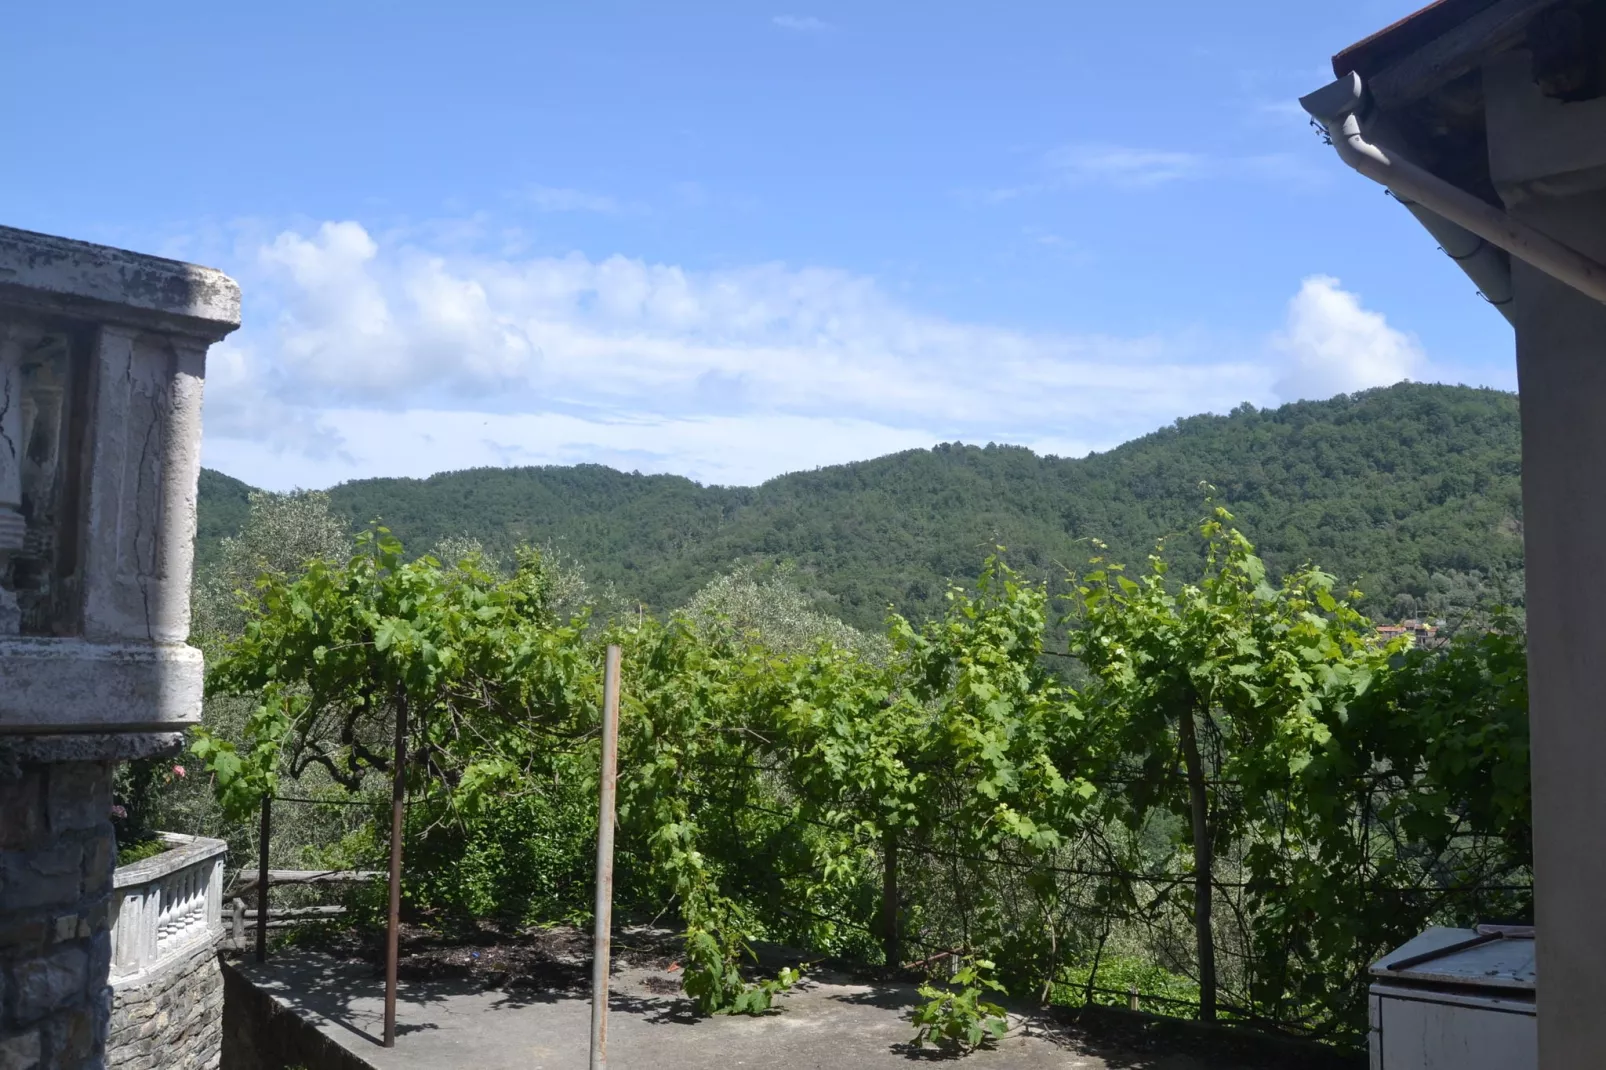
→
(196, 383, 1525, 629)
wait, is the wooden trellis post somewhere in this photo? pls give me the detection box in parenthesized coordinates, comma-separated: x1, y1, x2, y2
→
(590, 645, 623, 1070)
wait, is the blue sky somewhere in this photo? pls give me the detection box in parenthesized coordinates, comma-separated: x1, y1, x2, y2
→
(3, 1, 1516, 490)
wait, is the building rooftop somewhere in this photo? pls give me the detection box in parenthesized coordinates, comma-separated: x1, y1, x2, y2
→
(1333, 0, 1527, 83)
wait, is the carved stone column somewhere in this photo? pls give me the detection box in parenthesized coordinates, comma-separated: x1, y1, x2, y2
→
(0, 326, 28, 634)
(0, 226, 239, 1070)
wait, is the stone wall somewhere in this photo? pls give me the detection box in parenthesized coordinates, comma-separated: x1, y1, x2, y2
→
(102, 833, 228, 1070)
(0, 760, 118, 1070)
(106, 942, 221, 1070)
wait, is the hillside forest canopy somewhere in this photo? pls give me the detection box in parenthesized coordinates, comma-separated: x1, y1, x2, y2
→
(196, 382, 1525, 631)
(145, 381, 1529, 1055)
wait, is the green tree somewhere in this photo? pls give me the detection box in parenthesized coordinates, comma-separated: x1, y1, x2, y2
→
(196, 383, 1528, 632)
(191, 532, 596, 823)
(1071, 507, 1386, 1021)
(682, 563, 887, 661)
(192, 490, 351, 645)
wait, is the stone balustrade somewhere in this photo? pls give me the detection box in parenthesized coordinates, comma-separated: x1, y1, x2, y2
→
(105, 835, 229, 1070)
(109, 834, 227, 985)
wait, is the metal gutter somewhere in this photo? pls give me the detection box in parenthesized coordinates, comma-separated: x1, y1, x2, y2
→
(1392, 194, 1515, 320)
(1301, 71, 1606, 310)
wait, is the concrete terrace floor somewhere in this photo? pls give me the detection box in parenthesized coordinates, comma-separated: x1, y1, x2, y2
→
(232, 951, 1227, 1070)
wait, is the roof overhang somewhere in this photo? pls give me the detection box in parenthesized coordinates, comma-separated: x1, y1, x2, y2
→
(1325, 0, 1606, 206)
(1304, 0, 1606, 313)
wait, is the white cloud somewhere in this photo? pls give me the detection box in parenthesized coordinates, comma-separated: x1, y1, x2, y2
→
(202, 338, 349, 459)
(773, 14, 832, 31)
(1046, 145, 1208, 188)
(1272, 275, 1425, 402)
(524, 186, 637, 214)
(201, 220, 1277, 489)
(205, 410, 943, 490)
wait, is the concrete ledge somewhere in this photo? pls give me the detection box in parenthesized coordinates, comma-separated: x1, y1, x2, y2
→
(221, 958, 376, 1070)
(0, 639, 203, 734)
(112, 834, 228, 894)
(0, 226, 240, 340)
(0, 733, 186, 765)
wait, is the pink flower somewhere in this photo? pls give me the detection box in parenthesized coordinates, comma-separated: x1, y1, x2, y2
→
(110, 805, 127, 819)
(171, 765, 187, 778)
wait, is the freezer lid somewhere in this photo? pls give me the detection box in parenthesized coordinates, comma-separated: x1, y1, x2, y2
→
(1371, 926, 1536, 992)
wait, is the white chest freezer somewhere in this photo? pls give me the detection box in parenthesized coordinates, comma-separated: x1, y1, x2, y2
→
(1369, 926, 1536, 1070)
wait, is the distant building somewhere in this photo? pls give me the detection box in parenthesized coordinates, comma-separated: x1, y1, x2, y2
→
(1378, 619, 1446, 646)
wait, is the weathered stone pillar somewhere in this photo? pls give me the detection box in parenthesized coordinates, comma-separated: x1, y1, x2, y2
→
(1485, 50, 1606, 1069)
(0, 226, 238, 1070)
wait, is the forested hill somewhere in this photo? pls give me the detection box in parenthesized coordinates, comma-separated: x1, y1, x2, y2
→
(196, 382, 1524, 629)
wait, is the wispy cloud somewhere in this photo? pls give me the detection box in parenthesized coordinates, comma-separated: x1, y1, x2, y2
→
(523, 185, 640, 214)
(978, 141, 1329, 201)
(1045, 144, 1208, 188)
(773, 14, 833, 32)
(1252, 98, 1313, 123)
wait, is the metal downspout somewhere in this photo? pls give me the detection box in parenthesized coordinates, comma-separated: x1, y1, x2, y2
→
(1300, 71, 1606, 310)
(1392, 196, 1515, 322)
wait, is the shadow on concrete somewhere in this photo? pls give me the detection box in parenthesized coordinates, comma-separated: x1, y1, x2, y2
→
(604, 990, 703, 1025)
(1031, 1003, 1367, 1070)
(237, 953, 457, 1048)
(228, 939, 1365, 1070)
(828, 984, 917, 1010)
(815, 972, 1367, 1070)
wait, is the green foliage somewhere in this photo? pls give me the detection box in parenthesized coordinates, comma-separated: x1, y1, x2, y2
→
(1343, 615, 1530, 863)
(1070, 504, 1392, 1021)
(112, 759, 187, 846)
(1071, 507, 1526, 1034)
(195, 383, 1525, 629)
(194, 468, 255, 573)
(116, 836, 171, 867)
(183, 502, 1528, 1047)
(680, 928, 802, 1015)
(192, 489, 352, 646)
(911, 957, 1009, 1052)
(1253, 614, 1532, 1027)
(614, 554, 1095, 1014)
(1055, 954, 1200, 1010)
(191, 529, 597, 824)
(683, 563, 887, 662)
(432, 536, 612, 624)
(405, 764, 598, 925)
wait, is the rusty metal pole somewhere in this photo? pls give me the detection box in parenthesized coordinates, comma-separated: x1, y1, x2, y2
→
(882, 833, 900, 971)
(590, 645, 623, 1070)
(383, 696, 409, 1048)
(255, 793, 271, 963)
